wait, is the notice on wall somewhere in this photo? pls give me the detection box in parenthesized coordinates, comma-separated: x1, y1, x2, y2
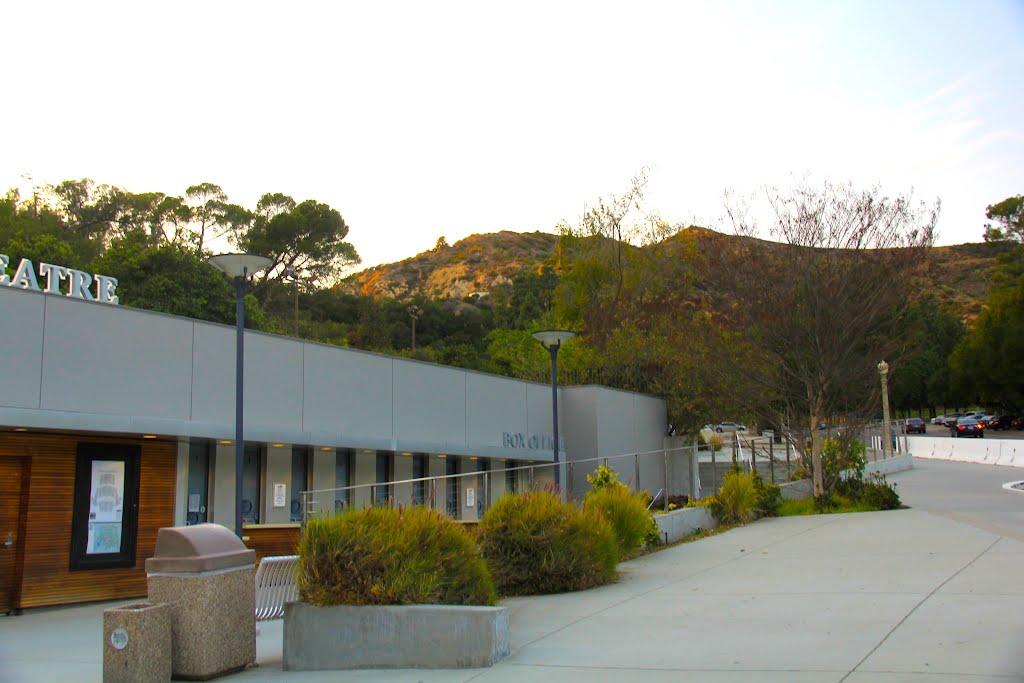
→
(273, 483, 287, 508)
(465, 487, 475, 508)
(87, 460, 124, 554)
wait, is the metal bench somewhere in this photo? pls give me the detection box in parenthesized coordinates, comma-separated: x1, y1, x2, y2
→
(254, 555, 298, 621)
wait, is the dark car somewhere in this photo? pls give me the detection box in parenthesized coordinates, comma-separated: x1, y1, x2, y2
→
(989, 414, 1016, 431)
(951, 417, 984, 438)
(1014, 414, 1024, 431)
(904, 417, 927, 434)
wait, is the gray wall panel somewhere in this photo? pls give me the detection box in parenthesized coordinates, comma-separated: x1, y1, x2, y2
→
(466, 374, 527, 449)
(393, 362, 465, 449)
(243, 334, 303, 431)
(40, 296, 193, 418)
(302, 344, 393, 438)
(190, 323, 236, 428)
(0, 288, 45, 409)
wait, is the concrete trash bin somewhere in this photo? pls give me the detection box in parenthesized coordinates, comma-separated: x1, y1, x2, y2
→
(146, 524, 256, 680)
(103, 602, 171, 683)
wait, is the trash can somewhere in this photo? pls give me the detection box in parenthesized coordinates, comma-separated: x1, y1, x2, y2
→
(103, 601, 171, 683)
(146, 524, 256, 680)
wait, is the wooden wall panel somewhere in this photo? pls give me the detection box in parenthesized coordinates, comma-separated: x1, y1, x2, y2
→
(244, 524, 301, 567)
(0, 433, 176, 609)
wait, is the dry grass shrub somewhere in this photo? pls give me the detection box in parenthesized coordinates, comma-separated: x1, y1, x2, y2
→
(296, 505, 496, 607)
(478, 489, 618, 595)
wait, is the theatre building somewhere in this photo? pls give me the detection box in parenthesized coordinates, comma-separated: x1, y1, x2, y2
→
(0, 277, 667, 612)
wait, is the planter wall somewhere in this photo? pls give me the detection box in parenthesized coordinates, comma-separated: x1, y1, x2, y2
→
(778, 453, 915, 500)
(283, 602, 510, 670)
(653, 505, 718, 544)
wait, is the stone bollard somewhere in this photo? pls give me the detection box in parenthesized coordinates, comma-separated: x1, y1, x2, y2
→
(103, 602, 171, 683)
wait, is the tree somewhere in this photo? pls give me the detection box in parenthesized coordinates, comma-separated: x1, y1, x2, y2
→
(236, 195, 360, 305)
(983, 195, 1023, 243)
(949, 245, 1024, 408)
(91, 232, 267, 327)
(888, 300, 964, 415)
(720, 180, 938, 496)
(45, 178, 126, 243)
(184, 182, 228, 253)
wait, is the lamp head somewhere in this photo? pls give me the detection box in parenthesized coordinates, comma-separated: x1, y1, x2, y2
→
(877, 360, 889, 376)
(207, 253, 273, 279)
(532, 329, 576, 348)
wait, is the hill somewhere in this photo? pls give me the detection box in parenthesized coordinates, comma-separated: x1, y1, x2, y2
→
(341, 231, 559, 300)
(341, 228, 1011, 321)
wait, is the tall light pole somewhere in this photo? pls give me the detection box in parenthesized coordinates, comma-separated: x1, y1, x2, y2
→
(208, 253, 272, 538)
(532, 330, 575, 492)
(878, 360, 892, 460)
(407, 305, 422, 350)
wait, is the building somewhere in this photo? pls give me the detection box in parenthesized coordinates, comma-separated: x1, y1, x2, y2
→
(0, 281, 666, 611)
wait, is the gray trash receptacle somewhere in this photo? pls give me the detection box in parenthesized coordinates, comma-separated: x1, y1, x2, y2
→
(103, 601, 171, 683)
(146, 524, 256, 680)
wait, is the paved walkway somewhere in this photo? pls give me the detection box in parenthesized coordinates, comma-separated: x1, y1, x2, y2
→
(2, 458, 1022, 682)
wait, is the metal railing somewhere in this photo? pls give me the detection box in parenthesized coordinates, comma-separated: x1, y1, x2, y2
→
(299, 446, 700, 527)
(298, 427, 911, 525)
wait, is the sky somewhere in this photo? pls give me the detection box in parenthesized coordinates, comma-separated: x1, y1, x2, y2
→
(2, 0, 1022, 270)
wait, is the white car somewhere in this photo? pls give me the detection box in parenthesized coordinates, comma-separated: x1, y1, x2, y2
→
(714, 422, 748, 433)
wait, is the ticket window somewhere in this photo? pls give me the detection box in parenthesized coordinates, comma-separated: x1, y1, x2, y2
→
(335, 449, 352, 513)
(475, 459, 489, 517)
(445, 458, 460, 519)
(412, 454, 428, 506)
(505, 462, 518, 495)
(186, 441, 211, 525)
(241, 445, 263, 524)
(290, 447, 310, 522)
(374, 451, 393, 506)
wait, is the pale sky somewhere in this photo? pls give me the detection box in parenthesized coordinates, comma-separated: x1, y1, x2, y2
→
(2, 1, 1022, 270)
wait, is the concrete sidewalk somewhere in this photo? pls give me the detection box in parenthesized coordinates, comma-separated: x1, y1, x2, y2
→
(2, 459, 1022, 682)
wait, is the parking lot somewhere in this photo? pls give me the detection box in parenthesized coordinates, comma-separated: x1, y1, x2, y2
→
(908, 421, 1024, 440)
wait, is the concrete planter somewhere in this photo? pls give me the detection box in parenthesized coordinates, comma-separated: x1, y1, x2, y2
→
(653, 505, 718, 544)
(283, 602, 510, 670)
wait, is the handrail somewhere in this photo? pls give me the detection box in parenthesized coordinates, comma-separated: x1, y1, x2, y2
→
(299, 445, 698, 527)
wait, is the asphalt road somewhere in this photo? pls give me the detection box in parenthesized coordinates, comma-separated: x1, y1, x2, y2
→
(906, 422, 1024, 439)
(887, 456, 1024, 542)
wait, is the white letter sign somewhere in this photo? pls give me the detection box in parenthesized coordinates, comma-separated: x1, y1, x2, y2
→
(0, 254, 119, 305)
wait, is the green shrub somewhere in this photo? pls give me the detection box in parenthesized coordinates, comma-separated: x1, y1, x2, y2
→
(709, 469, 757, 524)
(813, 493, 840, 512)
(751, 471, 783, 518)
(833, 473, 865, 500)
(821, 435, 867, 493)
(296, 505, 496, 607)
(586, 464, 625, 492)
(861, 473, 901, 510)
(584, 485, 657, 556)
(478, 490, 619, 595)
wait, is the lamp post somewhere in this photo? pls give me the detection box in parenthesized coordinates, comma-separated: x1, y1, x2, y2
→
(207, 253, 273, 538)
(532, 330, 575, 492)
(878, 360, 892, 460)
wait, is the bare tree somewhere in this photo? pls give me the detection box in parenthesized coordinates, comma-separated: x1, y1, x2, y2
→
(719, 180, 938, 495)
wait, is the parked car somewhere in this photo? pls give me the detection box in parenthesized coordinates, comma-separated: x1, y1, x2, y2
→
(714, 422, 748, 433)
(975, 414, 996, 428)
(904, 417, 927, 434)
(943, 412, 965, 428)
(1013, 414, 1024, 431)
(931, 415, 947, 425)
(951, 417, 984, 438)
(988, 414, 1016, 431)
